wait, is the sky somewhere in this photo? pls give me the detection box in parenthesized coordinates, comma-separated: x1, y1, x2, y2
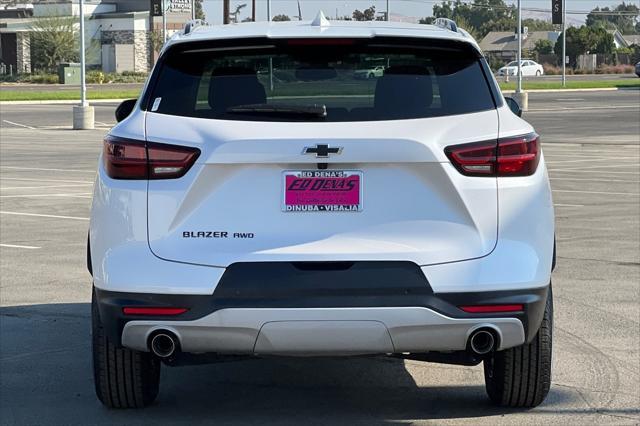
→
(203, 0, 640, 25)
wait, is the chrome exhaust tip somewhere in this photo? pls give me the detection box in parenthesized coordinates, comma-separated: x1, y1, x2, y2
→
(150, 332, 177, 358)
(469, 329, 496, 355)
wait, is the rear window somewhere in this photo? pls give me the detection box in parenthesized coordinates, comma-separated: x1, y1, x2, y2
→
(146, 38, 496, 122)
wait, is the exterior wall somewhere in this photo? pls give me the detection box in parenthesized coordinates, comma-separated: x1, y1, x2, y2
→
(102, 30, 134, 45)
(101, 28, 151, 72)
(16, 32, 31, 74)
(133, 30, 150, 72)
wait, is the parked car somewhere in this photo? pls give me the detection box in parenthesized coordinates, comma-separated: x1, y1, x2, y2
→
(498, 59, 544, 76)
(635, 61, 640, 77)
(353, 65, 386, 79)
(90, 15, 555, 409)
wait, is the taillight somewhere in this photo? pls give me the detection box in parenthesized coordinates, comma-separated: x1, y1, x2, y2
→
(122, 307, 188, 316)
(459, 304, 524, 313)
(103, 136, 200, 180)
(496, 133, 540, 176)
(445, 133, 539, 177)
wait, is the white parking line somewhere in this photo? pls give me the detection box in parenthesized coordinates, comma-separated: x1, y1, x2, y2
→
(0, 166, 94, 173)
(546, 157, 630, 165)
(0, 183, 93, 190)
(0, 193, 92, 198)
(549, 164, 640, 171)
(0, 211, 89, 221)
(0, 243, 41, 250)
(549, 177, 640, 183)
(528, 105, 640, 112)
(0, 177, 93, 184)
(554, 203, 584, 207)
(549, 169, 640, 175)
(553, 189, 640, 196)
(2, 120, 36, 130)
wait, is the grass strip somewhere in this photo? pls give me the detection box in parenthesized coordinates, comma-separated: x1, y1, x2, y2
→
(498, 79, 640, 91)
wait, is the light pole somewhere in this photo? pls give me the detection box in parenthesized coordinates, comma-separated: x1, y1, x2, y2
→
(516, 0, 522, 94)
(562, 0, 566, 87)
(162, 0, 168, 42)
(73, 0, 94, 130)
(386, 0, 390, 21)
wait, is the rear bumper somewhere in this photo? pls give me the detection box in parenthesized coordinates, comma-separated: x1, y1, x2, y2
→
(120, 307, 525, 355)
(94, 262, 549, 355)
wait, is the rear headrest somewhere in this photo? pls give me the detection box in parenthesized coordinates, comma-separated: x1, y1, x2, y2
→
(374, 66, 433, 118)
(209, 67, 267, 113)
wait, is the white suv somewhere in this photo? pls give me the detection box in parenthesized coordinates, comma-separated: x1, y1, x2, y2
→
(89, 16, 555, 409)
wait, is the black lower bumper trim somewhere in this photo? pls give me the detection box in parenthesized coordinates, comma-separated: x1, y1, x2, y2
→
(94, 261, 549, 346)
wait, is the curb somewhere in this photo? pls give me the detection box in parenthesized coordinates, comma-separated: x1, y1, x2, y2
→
(1, 86, 636, 105)
(0, 99, 128, 106)
(501, 87, 622, 94)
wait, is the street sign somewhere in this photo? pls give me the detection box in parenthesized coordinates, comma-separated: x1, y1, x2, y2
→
(552, 0, 563, 24)
(151, 0, 163, 16)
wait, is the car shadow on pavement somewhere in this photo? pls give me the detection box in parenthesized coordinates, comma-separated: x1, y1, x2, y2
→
(1, 303, 575, 425)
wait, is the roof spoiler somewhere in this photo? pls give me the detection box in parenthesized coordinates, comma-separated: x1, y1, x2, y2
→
(183, 19, 209, 35)
(434, 18, 458, 33)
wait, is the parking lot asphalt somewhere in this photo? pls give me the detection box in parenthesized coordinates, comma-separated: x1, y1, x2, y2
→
(1, 90, 639, 425)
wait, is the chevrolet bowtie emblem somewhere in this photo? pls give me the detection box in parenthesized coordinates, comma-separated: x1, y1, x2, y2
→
(303, 144, 343, 158)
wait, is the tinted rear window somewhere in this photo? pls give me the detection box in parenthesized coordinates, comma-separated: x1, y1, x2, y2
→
(147, 38, 496, 122)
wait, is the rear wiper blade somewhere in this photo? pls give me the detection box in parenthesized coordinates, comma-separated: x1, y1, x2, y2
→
(226, 104, 327, 118)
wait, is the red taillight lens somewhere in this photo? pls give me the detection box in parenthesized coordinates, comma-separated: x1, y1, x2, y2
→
(122, 307, 188, 316)
(459, 304, 524, 313)
(497, 133, 540, 176)
(103, 137, 147, 179)
(445, 141, 497, 176)
(103, 136, 200, 180)
(445, 133, 540, 177)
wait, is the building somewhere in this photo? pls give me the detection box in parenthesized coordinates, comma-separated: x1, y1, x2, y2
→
(479, 30, 561, 62)
(0, 0, 194, 75)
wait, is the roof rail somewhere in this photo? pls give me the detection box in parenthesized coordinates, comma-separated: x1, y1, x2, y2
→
(434, 18, 458, 33)
(183, 19, 208, 35)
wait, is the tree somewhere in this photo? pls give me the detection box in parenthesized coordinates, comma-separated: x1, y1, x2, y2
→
(29, 14, 78, 73)
(533, 39, 554, 55)
(272, 14, 291, 21)
(432, 0, 515, 39)
(554, 26, 615, 66)
(586, 3, 639, 34)
(194, 0, 205, 20)
(522, 18, 555, 32)
(352, 6, 376, 21)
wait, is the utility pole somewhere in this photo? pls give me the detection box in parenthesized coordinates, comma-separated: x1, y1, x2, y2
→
(223, 0, 230, 24)
(73, 0, 94, 129)
(386, 0, 390, 21)
(252, 0, 256, 21)
(192, 0, 195, 20)
(267, 0, 271, 22)
(562, 0, 566, 87)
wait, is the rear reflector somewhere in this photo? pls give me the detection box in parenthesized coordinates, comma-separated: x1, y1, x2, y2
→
(122, 307, 188, 316)
(445, 133, 539, 177)
(103, 136, 200, 180)
(459, 304, 524, 313)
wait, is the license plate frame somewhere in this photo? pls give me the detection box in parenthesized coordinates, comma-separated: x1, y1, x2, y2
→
(282, 170, 363, 212)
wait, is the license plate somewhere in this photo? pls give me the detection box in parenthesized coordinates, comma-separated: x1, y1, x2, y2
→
(282, 170, 363, 212)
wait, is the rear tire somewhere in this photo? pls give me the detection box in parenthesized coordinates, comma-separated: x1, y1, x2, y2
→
(92, 291, 161, 408)
(483, 285, 553, 407)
